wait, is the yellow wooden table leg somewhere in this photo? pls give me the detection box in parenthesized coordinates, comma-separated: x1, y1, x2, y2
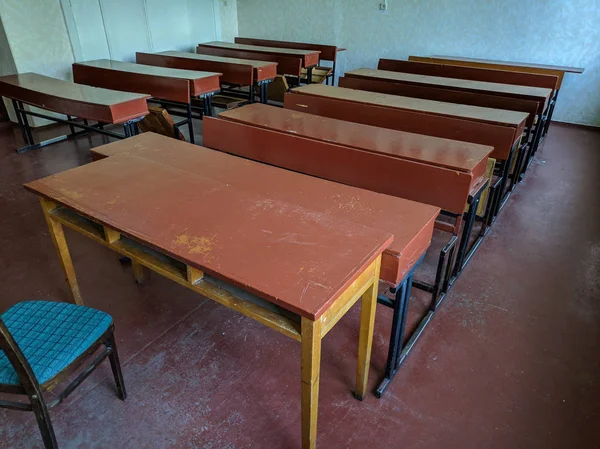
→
(301, 317, 322, 449)
(354, 258, 381, 401)
(40, 198, 83, 305)
(132, 261, 145, 284)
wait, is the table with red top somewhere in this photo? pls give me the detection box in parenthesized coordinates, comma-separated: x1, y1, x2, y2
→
(0, 72, 149, 153)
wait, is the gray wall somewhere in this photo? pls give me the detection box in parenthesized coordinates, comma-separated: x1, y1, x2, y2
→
(235, 0, 600, 126)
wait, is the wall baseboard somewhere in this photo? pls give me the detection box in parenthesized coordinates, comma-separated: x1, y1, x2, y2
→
(551, 120, 600, 131)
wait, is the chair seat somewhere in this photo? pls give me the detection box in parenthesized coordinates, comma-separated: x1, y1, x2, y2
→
(0, 301, 112, 386)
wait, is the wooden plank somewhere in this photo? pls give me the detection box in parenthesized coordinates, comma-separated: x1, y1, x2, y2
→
(235, 37, 343, 62)
(301, 316, 321, 449)
(284, 90, 518, 161)
(203, 116, 474, 215)
(381, 58, 559, 92)
(196, 45, 302, 77)
(345, 68, 551, 111)
(137, 106, 184, 140)
(199, 41, 320, 67)
(218, 103, 492, 175)
(0, 73, 149, 124)
(25, 153, 393, 320)
(339, 75, 540, 128)
(89, 133, 439, 287)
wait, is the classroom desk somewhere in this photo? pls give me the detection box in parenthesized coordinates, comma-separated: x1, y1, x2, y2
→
(285, 85, 523, 220)
(197, 41, 315, 82)
(204, 105, 493, 394)
(90, 132, 439, 399)
(235, 37, 346, 85)
(0, 73, 149, 153)
(136, 51, 277, 104)
(73, 59, 221, 143)
(411, 55, 585, 136)
(338, 75, 541, 187)
(345, 68, 552, 112)
(27, 133, 439, 447)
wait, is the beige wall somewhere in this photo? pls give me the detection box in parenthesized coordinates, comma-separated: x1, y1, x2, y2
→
(236, 0, 600, 126)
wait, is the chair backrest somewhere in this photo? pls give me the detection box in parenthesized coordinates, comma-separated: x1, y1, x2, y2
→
(0, 318, 43, 396)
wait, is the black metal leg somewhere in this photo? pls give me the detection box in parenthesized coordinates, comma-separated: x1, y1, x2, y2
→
(12, 99, 30, 147)
(453, 194, 480, 277)
(106, 333, 127, 400)
(123, 123, 131, 138)
(203, 96, 212, 117)
(248, 87, 254, 104)
(18, 101, 35, 146)
(66, 115, 76, 135)
(307, 67, 313, 84)
(30, 394, 59, 449)
(187, 102, 195, 144)
(332, 61, 337, 86)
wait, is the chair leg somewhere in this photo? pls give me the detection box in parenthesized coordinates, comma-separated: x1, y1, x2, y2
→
(106, 333, 127, 400)
(30, 394, 59, 449)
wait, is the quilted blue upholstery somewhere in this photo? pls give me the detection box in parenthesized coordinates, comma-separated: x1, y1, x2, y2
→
(0, 301, 112, 386)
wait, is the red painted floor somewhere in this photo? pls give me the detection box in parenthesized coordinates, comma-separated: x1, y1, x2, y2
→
(0, 122, 599, 448)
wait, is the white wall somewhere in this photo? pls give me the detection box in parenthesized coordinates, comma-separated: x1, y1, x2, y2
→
(236, 0, 600, 126)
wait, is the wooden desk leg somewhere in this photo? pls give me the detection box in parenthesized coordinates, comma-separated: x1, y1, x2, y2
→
(354, 276, 378, 401)
(301, 317, 322, 449)
(132, 262, 145, 284)
(40, 198, 83, 305)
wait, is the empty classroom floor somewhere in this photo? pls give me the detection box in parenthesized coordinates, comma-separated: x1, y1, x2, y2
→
(0, 122, 598, 449)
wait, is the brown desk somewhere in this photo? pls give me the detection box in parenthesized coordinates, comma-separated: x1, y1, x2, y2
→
(338, 75, 541, 188)
(199, 41, 320, 68)
(90, 131, 439, 400)
(235, 37, 346, 84)
(345, 68, 552, 112)
(136, 51, 277, 104)
(285, 85, 521, 223)
(0, 72, 149, 153)
(383, 58, 558, 92)
(422, 55, 584, 89)
(73, 59, 221, 143)
(27, 133, 438, 447)
(290, 84, 527, 147)
(196, 42, 307, 81)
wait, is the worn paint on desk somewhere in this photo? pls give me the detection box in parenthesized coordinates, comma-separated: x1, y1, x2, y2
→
(219, 103, 492, 174)
(90, 133, 439, 286)
(25, 152, 394, 319)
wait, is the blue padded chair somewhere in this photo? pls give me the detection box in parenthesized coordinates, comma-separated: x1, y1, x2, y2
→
(0, 301, 126, 449)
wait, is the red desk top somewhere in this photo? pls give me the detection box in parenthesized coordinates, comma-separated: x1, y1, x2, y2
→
(219, 103, 492, 173)
(0, 73, 149, 124)
(90, 133, 439, 287)
(25, 150, 395, 320)
(198, 41, 320, 67)
(73, 59, 221, 101)
(346, 68, 552, 109)
(292, 84, 528, 129)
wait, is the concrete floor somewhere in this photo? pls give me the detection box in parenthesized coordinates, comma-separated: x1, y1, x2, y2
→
(0, 122, 599, 448)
